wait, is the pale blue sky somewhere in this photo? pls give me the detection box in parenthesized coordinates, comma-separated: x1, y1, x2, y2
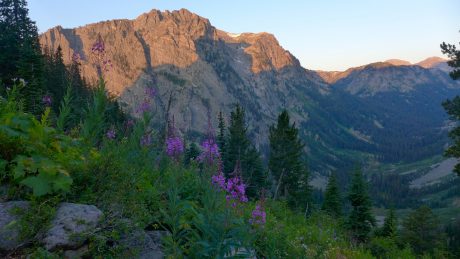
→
(28, 0, 459, 71)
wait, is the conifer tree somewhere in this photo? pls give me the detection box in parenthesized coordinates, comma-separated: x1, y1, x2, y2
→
(217, 110, 226, 156)
(401, 206, 444, 255)
(184, 142, 200, 167)
(347, 168, 375, 243)
(322, 173, 342, 217)
(0, 0, 44, 113)
(223, 104, 266, 198)
(379, 208, 397, 238)
(269, 110, 310, 209)
(440, 37, 460, 177)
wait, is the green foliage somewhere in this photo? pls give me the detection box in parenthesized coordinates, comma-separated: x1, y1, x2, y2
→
(15, 197, 58, 242)
(217, 110, 226, 152)
(0, 0, 44, 114)
(56, 85, 72, 132)
(81, 79, 109, 146)
(377, 208, 398, 238)
(223, 104, 266, 198)
(443, 96, 460, 177)
(440, 38, 460, 80)
(184, 142, 200, 167)
(322, 173, 342, 217)
(269, 110, 310, 209)
(368, 237, 415, 259)
(0, 97, 85, 197)
(347, 168, 375, 243)
(256, 201, 371, 258)
(401, 205, 445, 256)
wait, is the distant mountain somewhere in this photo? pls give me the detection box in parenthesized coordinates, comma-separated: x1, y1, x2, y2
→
(39, 9, 460, 172)
(384, 59, 411, 66)
(416, 56, 447, 68)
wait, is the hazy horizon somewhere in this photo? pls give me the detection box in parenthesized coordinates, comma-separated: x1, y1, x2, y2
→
(28, 0, 459, 71)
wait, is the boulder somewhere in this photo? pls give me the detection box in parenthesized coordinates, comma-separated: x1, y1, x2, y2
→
(0, 201, 29, 251)
(119, 229, 165, 259)
(43, 203, 103, 250)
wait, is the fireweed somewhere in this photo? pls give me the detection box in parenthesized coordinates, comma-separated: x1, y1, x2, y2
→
(42, 95, 52, 107)
(165, 117, 184, 160)
(91, 37, 112, 75)
(106, 128, 116, 140)
(211, 161, 248, 208)
(198, 117, 220, 165)
(250, 202, 266, 226)
(135, 99, 151, 114)
(140, 133, 152, 147)
(197, 137, 220, 165)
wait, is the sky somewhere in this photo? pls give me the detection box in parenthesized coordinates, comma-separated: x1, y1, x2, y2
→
(28, 0, 459, 71)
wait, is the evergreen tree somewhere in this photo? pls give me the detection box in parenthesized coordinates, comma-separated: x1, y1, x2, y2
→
(440, 37, 460, 177)
(184, 142, 200, 167)
(347, 168, 375, 243)
(269, 110, 310, 209)
(401, 206, 444, 255)
(322, 173, 342, 217)
(217, 110, 226, 156)
(0, 0, 44, 113)
(440, 38, 460, 80)
(223, 104, 266, 198)
(378, 208, 397, 238)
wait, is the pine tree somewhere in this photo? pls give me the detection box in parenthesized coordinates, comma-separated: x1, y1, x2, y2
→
(322, 173, 342, 217)
(217, 110, 226, 156)
(440, 37, 460, 177)
(347, 168, 375, 243)
(184, 142, 200, 167)
(269, 110, 310, 209)
(223, 104, 266, 198)
(378, 208, 397, 238)
(401, 206, 444, 255)
(0, 0, 44, 113)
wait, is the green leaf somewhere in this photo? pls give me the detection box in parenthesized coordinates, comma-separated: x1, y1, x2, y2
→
(0, 159, 7, 171)
(20, 175, 52, 196)
(53, 173, 73, 193)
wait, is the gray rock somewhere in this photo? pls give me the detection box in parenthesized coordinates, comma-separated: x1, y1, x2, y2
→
(43, 203, 103, 250)
(120, 229, 165, 259)
(0, 201, 29, 251)
(63, 245, 89, 259)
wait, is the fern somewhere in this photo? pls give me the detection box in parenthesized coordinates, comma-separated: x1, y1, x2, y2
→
(56, 84, 73, 132)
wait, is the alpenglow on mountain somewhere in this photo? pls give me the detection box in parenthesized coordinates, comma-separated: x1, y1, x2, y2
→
(39, 8, 459, 172)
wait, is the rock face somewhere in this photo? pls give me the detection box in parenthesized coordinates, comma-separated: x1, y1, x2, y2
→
(0, 201, 29, 251)
(39, 8, 460, 171)
(39, 8, 323, 148)
(43, 203, 103, 250)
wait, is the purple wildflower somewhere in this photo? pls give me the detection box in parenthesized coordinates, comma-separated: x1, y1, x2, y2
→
(211, 171, 226, 190)
(72, 52, 81, 63)
(136, 99, 151, 114)
(106, 129, 116, 139)
(42, 95, 52, 107)
(250, 203, 266, 226)
(145, 87, 156, 98)
(197, 115, 220, 165)
(140, 134, 152, 147)
(90, 36, 112, 75)
(166, 136, 184, 157)
(225, 176, 248, 205)
(91, 40, 105, 54)
(126, 119, 135, 128)
(197, 139, 220, 165)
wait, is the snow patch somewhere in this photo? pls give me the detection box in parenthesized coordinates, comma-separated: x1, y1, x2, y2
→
(227, 32, 241, 38)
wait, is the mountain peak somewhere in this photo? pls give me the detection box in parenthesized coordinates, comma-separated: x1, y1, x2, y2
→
(416, 56, 447, 68)
(384, 59, 411, 66)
